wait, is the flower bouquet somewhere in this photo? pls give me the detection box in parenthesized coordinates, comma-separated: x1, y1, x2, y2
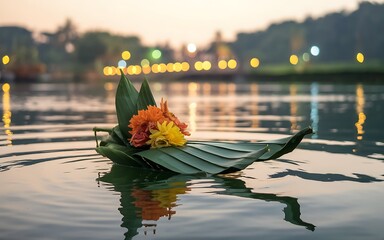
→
(93, 72, 313, 174)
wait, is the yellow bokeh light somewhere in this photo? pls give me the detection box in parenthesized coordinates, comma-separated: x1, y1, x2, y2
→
(142, 66, 151, 74)
(103, 66, 110, 76)
(151, 64, 159, 73)
(109, 66, 117, 76)
(166, 63, 174, 72)
(218, 60, 227, 70)
(122, 51, 131, 60)
(127, 65, 142, 75)
(356, 52, 364, 63)
(289, 55, 299, 65)
(2, 55, 10, 65)
(159, 63, 167, 73)
(2, 83, 10, 92)
(194, 61, 203, 71)
(250, 58, 260, 68)
(228, 59, 237, 69)
(181, 62, 190, 71)
(202, 61, 211, 70)
(174, 62, 182, 72)
(135, 65, 142, 75)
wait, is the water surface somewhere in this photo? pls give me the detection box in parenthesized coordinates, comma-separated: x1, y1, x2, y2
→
(1, 79, 383, 239)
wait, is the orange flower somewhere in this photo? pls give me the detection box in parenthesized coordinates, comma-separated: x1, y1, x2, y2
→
(128, 101, 190, 147)
(129, 106, 166, 147)
(160, 98, 190, 136)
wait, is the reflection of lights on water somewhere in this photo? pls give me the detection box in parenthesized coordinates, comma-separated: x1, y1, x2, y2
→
(356, 53, 364, 63)
(189, 102, 197, 133)
(289, 55, 299, 65)
(188, 82, 198, 95)
(187, 83, 198, 132)
(2, 83, 13, 145)
(289, 84, 298, 130)
(355, 84, 366, 140)
(310, 46, 320, 56)
(310, 82, 319, 139)
(104, 82, 114, 91)
(250, 83, 259, 128)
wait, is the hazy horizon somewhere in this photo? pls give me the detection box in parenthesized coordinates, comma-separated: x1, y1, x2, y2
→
(1, 0, 383, 48)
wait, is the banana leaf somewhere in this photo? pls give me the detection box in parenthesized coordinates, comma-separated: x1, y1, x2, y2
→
(93, 73, 313, 174)
(94, 127, 313, 174)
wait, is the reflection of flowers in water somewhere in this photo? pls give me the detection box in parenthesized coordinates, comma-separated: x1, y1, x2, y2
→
(131, 184, 189, 221)
(98, 165, 315, 239)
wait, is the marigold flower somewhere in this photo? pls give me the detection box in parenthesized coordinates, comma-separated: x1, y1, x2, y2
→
(160, 98, 190, 136)
(147, 121, 187, 148)
(129, 105, 166, 147)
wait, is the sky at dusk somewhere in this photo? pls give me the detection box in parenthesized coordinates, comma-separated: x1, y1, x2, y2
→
(1, 0, 383, 48)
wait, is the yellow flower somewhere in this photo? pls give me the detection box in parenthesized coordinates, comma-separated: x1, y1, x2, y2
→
(147, 121, 187, 148)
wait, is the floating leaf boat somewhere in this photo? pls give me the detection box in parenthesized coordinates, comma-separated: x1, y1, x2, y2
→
(93, 73, 313, 174)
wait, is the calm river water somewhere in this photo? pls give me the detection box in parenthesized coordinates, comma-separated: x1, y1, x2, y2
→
(0, 78, 383, 240)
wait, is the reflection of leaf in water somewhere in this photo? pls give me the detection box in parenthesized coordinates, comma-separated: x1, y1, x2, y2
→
(270, 169, 383, 183)
(98, 165, 315, 239)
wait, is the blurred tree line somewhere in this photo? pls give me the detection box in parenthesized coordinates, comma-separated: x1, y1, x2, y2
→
(232, 2, 384, 65)
(0, 1, 383, 80)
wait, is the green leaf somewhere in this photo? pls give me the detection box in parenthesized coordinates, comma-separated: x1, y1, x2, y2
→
(137, 78, 157, 111)
(135, 142, 269, 174)
(96, 142, 147, 168)
(115, 71, 139, 140)
(258, 127, 313, 160)
(96, 121, 313, 174)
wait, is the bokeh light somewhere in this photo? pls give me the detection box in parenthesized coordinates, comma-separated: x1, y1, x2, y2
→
(142, 66, 151, 74)
(118, 60, 127, 68)
(310, 46, 320, 56)
(122, 51, 131, 60)
(152, 49, 162, 59)
(356, 52, 364, 63)
(141, 59, 150, 67)
(181, 62, 190, 71)
(151, 64, 159, 73)
(302, 53, 310, 62)
(166, 63, 174, 72)
(194, 61, 203, 71)
(187, 43, 197, 53)
(174, 62, 182, 72)
(2, 55, 10, 65)
(250, 58, 260, 68)
(2, 83, 10, 92)
(218, 60, 227, 69)
(228, 59, 237, 69)
(289, 54, 299, 65)
(159, 63, 167, 73)
(202, 61, 211, 70)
